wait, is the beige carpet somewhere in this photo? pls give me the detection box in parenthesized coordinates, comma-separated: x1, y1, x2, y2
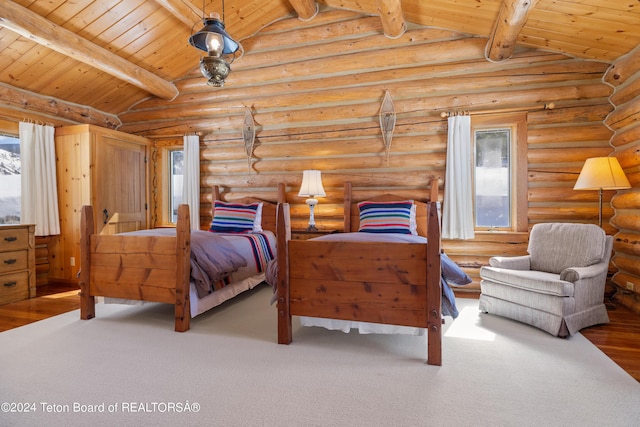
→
(1, 284, 639, 427)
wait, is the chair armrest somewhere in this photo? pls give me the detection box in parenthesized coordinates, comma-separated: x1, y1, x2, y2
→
(560, 264, 607, 282)
(489, 255, 531, 270)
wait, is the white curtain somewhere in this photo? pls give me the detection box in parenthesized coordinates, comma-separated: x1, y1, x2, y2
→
(442, 115, 474, 240)
(19, 122, 60, 236)
(182, 134, 201, 230)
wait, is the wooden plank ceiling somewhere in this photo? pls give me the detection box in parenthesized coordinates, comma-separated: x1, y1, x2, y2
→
(0, 0, 638, 124)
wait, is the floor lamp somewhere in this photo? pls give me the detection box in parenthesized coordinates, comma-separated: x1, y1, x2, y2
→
(574, 157, 631, 227)
(298, 170, 326, 231)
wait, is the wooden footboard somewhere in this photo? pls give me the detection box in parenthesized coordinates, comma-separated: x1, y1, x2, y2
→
(277, 199, 442, 365)
(79, 204, 191, 332)
(288, 240, 431, 325)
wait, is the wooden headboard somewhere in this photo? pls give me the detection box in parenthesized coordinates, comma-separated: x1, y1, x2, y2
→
(211, 183, 286, 234)
(343, 178, 440, 236)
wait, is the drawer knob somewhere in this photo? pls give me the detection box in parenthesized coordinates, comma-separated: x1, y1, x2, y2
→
(4, 259, 17, 265)
(3, 281, 17, 288)
(4, 236, 17, 242)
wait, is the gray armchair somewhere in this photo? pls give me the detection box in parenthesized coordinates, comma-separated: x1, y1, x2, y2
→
(479, 223, 611, 337)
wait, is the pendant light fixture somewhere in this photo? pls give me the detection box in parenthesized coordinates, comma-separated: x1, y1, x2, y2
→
(188, 1, 241, 87)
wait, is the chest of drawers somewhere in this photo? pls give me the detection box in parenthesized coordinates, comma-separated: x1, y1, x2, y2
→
(0, 224, 36, 305)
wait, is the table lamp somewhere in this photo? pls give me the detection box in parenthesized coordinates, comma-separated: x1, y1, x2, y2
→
(298, 170, 326, 231)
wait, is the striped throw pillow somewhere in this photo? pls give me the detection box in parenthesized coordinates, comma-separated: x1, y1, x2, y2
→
(210, 201, 261, 233)
(358, 200, 414, 234)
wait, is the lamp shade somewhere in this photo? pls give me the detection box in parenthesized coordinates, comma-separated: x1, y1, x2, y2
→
(189, 16, 239, 56)
(574, 157, 631, 190)
(298, 170, 326, 197)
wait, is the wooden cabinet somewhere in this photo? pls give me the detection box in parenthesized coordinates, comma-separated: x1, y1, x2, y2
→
(0, 224, 35, 305)
(53, 125, 150, 283)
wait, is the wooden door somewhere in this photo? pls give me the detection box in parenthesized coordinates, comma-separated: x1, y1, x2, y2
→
(93, 135, 148, 235)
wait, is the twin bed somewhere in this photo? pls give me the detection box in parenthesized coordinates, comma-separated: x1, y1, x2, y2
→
(78, 184, 285, 332)
(80, 179, 451, 365)
(275, 179, 445, 365)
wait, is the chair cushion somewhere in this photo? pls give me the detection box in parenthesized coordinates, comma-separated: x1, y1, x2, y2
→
(527, 223, 606, 274)
(480, 266, 574, 297)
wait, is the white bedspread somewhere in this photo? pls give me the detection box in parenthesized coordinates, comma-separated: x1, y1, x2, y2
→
(312, 232, 427, 244)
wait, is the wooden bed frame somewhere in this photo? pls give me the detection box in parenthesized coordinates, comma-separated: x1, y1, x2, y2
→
(276, 179, 443, 365)
(79, 184, 285, 332)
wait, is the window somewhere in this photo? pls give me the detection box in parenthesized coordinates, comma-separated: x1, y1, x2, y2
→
(0, 134, 20, 224)
(475, 128, 511, 228)
(472, 114, 527, 232)
(151, 144, 184, 227)
(169, 149, 184, 223)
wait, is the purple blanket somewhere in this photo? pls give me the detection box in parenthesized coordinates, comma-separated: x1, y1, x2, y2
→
(189, 231, 248, 298)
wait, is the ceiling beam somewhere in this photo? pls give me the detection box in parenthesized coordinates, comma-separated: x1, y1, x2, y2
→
(288, 0, 318, 21)
(0, 82, 120, 128)
(377, 0, 406, 39)
(485, 0, 539, 62)
(153, 0, 202, 28)
(0, 1, 178, 100)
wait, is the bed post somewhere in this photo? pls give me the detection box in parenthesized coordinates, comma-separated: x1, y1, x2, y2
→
(428, 178, 439, 203)
(277, 182, 286, 204)
(79, 206, 95, 320)
(211, 185, 221, 223)
(276, 201, 292, 344)
(426, 201, 442, 366)
(175, 204, 191, 332)
(343, 182, 352, 232)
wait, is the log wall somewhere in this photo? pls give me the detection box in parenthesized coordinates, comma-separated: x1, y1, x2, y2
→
(604, 45, 640, 314)
(2, 10, 631, 295)
(117, 9, 620, 293)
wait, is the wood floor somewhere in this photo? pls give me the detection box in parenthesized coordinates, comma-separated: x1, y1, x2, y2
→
(1, 285, 639, 381)
(0, 284, 81, 332)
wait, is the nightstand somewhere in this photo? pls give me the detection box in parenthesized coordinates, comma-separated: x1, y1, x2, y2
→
(290, 229, 339, 241)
